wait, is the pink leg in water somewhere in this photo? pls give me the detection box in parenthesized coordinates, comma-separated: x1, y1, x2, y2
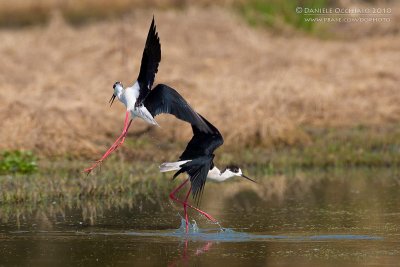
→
(183, 185, 192, 233)
(169, 179, 218, 225)
(84, 111, 132, 174)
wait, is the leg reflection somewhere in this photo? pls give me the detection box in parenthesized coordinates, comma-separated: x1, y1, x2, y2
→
(168, 240, 214, 267)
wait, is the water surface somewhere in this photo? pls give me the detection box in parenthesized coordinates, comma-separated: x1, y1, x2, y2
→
(0, 168, 399, 266)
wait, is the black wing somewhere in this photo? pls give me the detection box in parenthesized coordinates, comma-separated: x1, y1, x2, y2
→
(143, 84, 212, 133)
(179, 114, 224, 160)
(174, 115, 223, 203)
(173, 155, 214, 205)
(137, 16, 161, 104)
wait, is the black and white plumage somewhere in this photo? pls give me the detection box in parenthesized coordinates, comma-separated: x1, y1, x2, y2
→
(160, 115, 256, 203)
(109, 17, 211, 132)
(84, 17, 210, 174)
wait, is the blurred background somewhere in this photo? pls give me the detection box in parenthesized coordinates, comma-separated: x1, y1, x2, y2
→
(0, 1, 400, 266)
(0, 0, 399, 209)
(0, 0, 399, 158)
(0, 0, 399, 210)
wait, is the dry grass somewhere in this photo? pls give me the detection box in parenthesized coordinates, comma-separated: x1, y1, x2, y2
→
(0, 7, 399, 157)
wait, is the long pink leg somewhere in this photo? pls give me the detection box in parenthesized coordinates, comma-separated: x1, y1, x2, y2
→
(95, 111, 131, 161)
(169, 179, 217, 223)
(169, 179, 190, 227)
(183, 186, 192, 233)
(115, 120, 132, 147)
(98, 119, 132, 159)
(84, 111, 132, 174)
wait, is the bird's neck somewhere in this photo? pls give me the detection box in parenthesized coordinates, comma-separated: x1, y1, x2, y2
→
(115, 85, 125, 103)
(207, 166, 234, 182)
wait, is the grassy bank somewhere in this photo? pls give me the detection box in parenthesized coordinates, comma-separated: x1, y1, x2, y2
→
(1, 125, 399, 206)
(0, 4, 399, 208)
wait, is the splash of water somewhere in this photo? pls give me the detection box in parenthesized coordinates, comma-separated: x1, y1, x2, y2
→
(168, 216, 383, 241)
(170, 215, 256, 241)
(78, 214, 384, 242)
(175, 217, 201, 234)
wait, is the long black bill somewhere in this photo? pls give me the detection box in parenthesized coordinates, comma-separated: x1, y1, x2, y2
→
(109, 94, 116, 107)
(241, 174, 257, 183)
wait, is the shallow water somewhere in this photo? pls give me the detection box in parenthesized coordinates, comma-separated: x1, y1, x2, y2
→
(1, 168, 400, 266)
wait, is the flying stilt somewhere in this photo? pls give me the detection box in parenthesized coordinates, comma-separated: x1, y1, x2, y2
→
(84, 17, 211, 173)
(160, 115, 256, 232)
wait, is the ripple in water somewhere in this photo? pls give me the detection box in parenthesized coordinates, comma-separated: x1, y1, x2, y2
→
(92, 218, 383, 242)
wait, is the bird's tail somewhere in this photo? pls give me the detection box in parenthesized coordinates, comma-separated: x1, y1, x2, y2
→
(159, 160, 191, 172)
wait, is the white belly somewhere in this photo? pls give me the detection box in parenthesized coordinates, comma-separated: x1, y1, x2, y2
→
(123, 82, 158, 125)
(124, 84, 140, 110)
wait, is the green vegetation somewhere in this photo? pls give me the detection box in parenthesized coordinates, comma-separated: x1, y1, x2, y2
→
(235, 125, 400, 177)
(0, 150, 38, 175)
(238, 0, 328, 34)
(0, 156, 173, 207)
(0, 125, 399, 206)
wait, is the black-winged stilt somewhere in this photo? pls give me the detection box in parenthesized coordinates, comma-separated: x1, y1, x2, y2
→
(160, 115, 256, 232)
(84, 17, 210, 173)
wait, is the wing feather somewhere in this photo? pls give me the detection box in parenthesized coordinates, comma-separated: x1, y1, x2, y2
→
(179, 115, 223, 160)
(172, 115, 223, 203)
(137, 16, 161, 104)
(173, 156, 213, 204)
(143, 84, 212, 133)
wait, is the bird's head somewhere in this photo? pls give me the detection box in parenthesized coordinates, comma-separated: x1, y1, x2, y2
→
(223, 165, 256, 183)
(109, 81, 124, 106)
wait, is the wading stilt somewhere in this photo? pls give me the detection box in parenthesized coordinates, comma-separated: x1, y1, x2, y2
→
(161, 115, 256, 232)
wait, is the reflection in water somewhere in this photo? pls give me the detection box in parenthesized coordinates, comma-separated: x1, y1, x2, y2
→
(2, 168, 397, 228)
(168, 241, 213, 267)
(0, 168, 399, 266)
(167, 220, 214, 267)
